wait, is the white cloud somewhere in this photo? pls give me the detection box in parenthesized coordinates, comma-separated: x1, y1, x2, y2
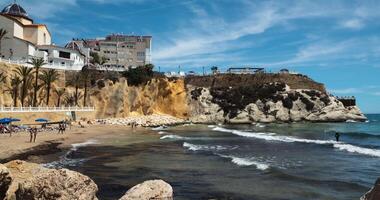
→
(329, 88, 362, 95)
(153, 0, 380, 67)
(341, 19, 364, 30)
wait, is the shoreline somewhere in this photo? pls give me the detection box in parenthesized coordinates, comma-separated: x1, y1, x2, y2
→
(0, 118, 371, 164)
(0, 124, 134, 164)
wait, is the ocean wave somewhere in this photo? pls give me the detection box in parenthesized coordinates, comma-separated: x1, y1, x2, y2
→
(213, 127, 333, 144)
(71, 139, 98, 151)
(183, 142, 228, 151)
(218, 154, 269, 170)
(158, 131, 167, 135)
(213, 127, 380, 158)
(43, 139, 98, 168)
(160, 135, 189, 140)
(152, 126, 167, 131)
(208, 125, 216, 128)
(333, 144, 380, 157)
(255, 123, 266, 128)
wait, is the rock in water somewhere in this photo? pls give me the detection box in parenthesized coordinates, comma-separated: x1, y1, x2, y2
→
(3, 160, 98, 200)
(0, 164, 12, 200)
(361, 178, 380, 200)
(119, 180, 173, 200)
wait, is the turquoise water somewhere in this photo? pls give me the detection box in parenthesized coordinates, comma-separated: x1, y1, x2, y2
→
(47, 114, 380, 200)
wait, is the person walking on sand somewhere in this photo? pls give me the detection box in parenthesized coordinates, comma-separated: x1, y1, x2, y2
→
(335, 132, 340, 142)
(29, 127, 34, 143)
(33, 127, 38, 143)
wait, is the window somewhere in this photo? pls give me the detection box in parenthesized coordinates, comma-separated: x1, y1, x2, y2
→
(137, 52, 145, 57)
(59, 51, 71, 59)
(43, 33, 47, 44)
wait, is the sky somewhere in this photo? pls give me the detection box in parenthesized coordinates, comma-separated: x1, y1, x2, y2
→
(1, 0, 380, 113)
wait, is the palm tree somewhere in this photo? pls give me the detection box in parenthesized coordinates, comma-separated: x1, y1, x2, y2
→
(64, 92, 82, 107)
(55, 88, 66, 107)
(81, 67, 91, 107)
(40, 69, 60, 106)
(0, 29, 8, 57)
(13, 66, 33, 106)
(31, 57, 45, 107)
(0, 72, 6, 91)
(67, 73, 82, 106)
(10, 75, 22, 107)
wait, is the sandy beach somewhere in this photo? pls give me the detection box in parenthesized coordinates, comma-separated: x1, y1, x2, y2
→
(0, 124, 132, 162)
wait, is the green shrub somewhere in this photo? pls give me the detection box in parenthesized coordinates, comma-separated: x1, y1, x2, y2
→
(122, 64, 154, 86)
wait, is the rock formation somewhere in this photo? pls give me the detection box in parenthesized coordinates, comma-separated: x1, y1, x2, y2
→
(2, 160, 98, 200)
(1, 61, 367, 123)
(361, 178, 380, 200)
(90, 78, 189, 119)
(0, 160, 175, 200)
(119, 180, 173, 200)
(0, 164, 12, 200)
(187, 82, 367, 123)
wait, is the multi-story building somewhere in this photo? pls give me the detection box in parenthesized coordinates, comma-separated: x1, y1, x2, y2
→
(0, 2, 87, 71)
(74, 34, 152, 71)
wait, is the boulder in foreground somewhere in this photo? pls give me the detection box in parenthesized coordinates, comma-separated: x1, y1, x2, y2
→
(119, 179, 173, 200)
(361, 178, 380, 200)
(0, 164, 12, 200)
(3, 160, 98, 200)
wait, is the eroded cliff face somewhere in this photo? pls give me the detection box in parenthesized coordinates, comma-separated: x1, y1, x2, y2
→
(187, 83, 367, 123)
(89, 78, 189, 119)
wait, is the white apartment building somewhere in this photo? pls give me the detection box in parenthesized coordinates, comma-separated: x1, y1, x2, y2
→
(0, 2, 87, 71)
(77, 34, 152, 71)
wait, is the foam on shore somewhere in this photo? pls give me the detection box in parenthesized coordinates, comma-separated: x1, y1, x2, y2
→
(213, 127, 380, 157)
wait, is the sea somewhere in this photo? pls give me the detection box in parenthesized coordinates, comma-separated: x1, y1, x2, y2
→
(43, 114, 380, 200)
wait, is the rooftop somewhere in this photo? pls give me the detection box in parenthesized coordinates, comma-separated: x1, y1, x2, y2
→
(1, 3, 32, 21)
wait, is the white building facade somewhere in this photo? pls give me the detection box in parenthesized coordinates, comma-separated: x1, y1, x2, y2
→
(76, 34, 152, 71)
(0, 3, 87, 71)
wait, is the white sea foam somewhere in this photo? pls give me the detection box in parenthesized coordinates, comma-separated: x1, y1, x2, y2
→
(213, 127, 335, 144)
(183, 142, 228, 151)
(160, 135, 188, 140)
(218, 154, 269, 170)
(152, 126, 166, 131)
(346, 120, 358, 123)
(208, 125, 216, 128)
(71, 139, 98, 151)
(213, 127, 380, 158)
(333, 144, 380, 157)
(255, 123, 266, 128)
(43, 139, 98, 168)
(158, 131, 167, 135)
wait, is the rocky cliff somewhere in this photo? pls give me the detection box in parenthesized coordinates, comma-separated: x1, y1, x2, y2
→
(89, 78, 188, 119)
(187, 82, 366, 123)
(1, 62, 367, 123)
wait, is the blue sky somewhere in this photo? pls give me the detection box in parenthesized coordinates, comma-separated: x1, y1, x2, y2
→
(2, 0, 380, 113)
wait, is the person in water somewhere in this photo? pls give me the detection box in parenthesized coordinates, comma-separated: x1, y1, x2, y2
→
(335, 132, 340, 142)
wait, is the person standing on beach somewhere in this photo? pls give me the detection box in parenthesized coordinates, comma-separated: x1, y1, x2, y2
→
(29, 128, 34, 143)
(33, 127, 38, 143)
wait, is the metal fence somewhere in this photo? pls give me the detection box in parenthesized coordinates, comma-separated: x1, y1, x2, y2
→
(0, 57, 83, 71)
(0, 106, 95, 113)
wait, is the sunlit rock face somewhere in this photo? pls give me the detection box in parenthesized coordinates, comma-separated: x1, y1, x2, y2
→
(89, 78, 189, 119)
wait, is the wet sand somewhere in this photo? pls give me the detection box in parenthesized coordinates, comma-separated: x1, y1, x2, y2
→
(0, 124, 133, 162)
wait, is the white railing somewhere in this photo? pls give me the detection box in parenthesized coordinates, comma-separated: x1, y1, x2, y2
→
(0, 106, 95, 113)
(0, 57, 84, 71)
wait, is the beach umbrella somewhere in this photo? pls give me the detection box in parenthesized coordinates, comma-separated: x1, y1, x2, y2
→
(0, 118, 11, 124)
(35, 118, 49, 123)
(0, 118, 19, 124)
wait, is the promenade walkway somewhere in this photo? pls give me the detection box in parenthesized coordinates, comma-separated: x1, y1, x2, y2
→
(0, 107, 95, 113)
